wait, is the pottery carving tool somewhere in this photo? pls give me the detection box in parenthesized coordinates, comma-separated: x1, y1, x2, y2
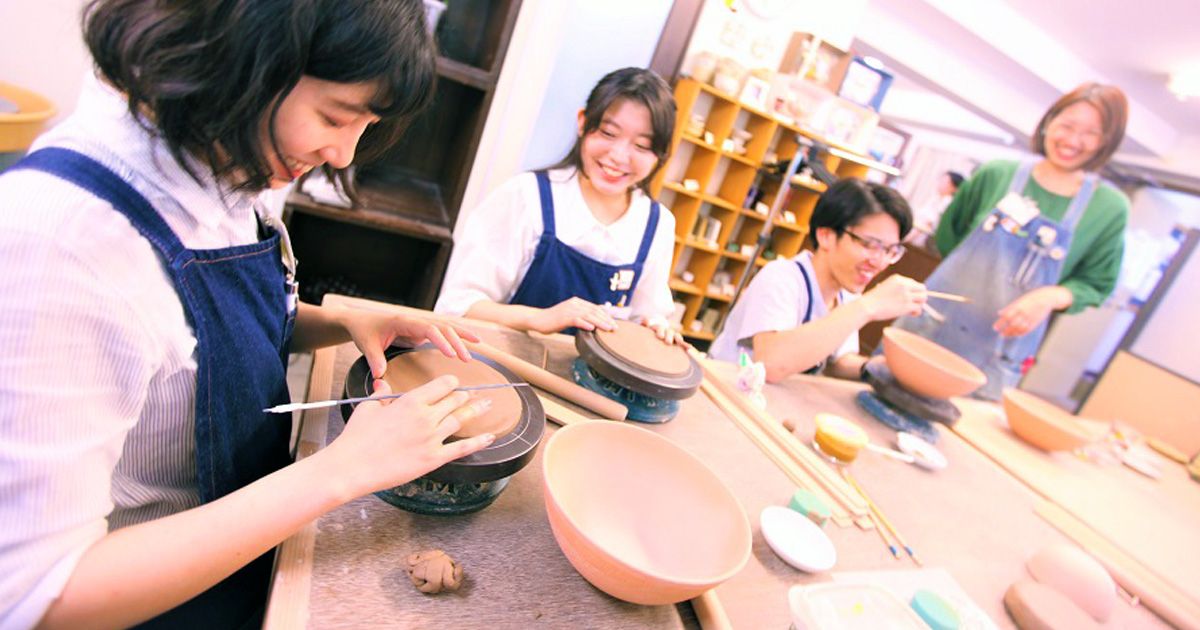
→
(921, 301, 946, 323)
(926, 291, 970, 303)
(264, 382, 530, 413)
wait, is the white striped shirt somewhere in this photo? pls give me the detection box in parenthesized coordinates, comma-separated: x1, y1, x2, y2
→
(0, 75, 287, 628)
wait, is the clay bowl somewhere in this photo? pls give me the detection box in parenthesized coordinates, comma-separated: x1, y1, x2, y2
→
(542, 421, 751, 605)
(1002, 388, 1102, 452)
(0, 82, 56, 152)
(881, 328, 986, 399)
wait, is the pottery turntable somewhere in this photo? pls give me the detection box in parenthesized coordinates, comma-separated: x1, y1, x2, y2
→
(855, 328, 988, 444)
(342, 345, 544, 515)
(572, 322, 702, 423)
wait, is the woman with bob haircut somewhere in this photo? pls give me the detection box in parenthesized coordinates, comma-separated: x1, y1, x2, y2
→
(0, 1, 495, 628)
(435, 67, 680, 343)
(893, 82, 1131, 400)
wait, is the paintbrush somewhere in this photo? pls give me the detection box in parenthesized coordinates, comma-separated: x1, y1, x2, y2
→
(264, 382, 531, 413)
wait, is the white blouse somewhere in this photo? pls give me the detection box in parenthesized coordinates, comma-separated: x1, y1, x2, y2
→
(435, 168, 676, 325)
(0, 76, 284, 628)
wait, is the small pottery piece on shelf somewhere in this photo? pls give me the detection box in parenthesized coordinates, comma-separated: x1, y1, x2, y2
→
(1026, 544, 1115, 622)
(542, 422, 751, 605)
(881, 328, 986, 399)
(1002, 388, 1104, 452)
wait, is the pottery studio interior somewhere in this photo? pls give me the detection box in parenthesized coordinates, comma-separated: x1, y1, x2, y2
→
(2, 0, 1200, 628)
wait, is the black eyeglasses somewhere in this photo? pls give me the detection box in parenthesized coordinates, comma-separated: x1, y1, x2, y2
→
(843, 229, 906, 263)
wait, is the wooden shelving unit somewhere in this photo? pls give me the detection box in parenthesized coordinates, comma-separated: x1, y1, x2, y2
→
(651, 78, 899, 344)
(284, 0, 523, 309)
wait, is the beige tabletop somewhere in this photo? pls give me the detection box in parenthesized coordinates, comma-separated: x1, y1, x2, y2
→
(264, 296, 1171, 629)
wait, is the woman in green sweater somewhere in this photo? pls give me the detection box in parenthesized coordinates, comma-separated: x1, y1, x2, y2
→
(896, 83, 1130, 400)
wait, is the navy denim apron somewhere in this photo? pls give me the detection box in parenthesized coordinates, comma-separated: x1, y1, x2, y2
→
(893, 162, 1096, 400)
(508, 170, 660, 327)
(15, 148, 297, 629)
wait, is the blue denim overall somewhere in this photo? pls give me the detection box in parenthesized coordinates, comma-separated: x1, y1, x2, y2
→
(15, 148, 297, 629)
(509, 170, 660, 320)
(892, 162, 1096, 401)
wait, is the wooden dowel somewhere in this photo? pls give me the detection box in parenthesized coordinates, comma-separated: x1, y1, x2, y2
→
(843, 470, 922, 566)
(537, 394, 604, 427)
(466, 340, 628, 421)
(691, 589, 734, 630)
(700, 380, 852, 523)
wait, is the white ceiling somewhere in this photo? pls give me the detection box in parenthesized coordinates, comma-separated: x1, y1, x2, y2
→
(1003, 0, 1200, 139)
(850, 0, 1200, 191)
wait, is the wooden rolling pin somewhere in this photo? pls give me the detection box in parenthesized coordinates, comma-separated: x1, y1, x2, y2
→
(466, 341, 628, 421)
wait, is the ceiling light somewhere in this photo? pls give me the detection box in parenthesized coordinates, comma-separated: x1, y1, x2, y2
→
(1168, 65, 1200, 100)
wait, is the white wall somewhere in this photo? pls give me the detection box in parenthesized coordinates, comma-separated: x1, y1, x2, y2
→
(0, 0, 91, 124)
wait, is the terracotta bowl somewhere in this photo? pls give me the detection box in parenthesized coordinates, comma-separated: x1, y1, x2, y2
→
(881, 328, 986, 399)
(1002, 388, 1101, 452)
(542, 421, 751, 605)
(0, 82, 56, 153)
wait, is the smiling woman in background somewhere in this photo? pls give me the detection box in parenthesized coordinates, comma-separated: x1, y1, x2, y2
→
(0, 1, 495, 628)
(893, 83, 1130, 400)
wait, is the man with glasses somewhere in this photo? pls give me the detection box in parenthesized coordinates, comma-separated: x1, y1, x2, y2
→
(710, 178, 927, 382)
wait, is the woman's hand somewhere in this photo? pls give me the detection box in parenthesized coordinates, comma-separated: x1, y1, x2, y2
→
(993, 286, 1073, 337)
(325, 376, 495, 497)
(643, 318, 683, 346)
(524, 297, 617, 334)
(341, 310, 480, 379)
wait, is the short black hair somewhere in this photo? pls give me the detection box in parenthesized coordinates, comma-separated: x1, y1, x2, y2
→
(807, 178, 913, 249)
(551, 67, 676, 194)
(947, 171, 965, 188)
(83, 0, 435, 194)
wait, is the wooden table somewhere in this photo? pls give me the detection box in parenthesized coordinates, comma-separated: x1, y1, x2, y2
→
(264, 296, 1171, 629)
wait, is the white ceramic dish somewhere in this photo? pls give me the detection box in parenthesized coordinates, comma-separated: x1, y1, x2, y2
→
(897, 432, 948, 471)
(760, 506, 836, 573)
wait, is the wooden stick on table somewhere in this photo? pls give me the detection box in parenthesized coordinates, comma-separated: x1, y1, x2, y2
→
(843, 469, 923, 566)
(465, 340, 628, 421)
(691, 589, 734, 630)
(926, 290, 970, 303)
(537, 394, 604, 427)
(699, 379, 853, 527)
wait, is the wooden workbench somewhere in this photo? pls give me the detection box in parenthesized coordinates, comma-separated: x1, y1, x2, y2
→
(264, 296, 1172, 629)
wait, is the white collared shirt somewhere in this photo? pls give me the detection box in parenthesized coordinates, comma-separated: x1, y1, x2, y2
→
(0, 75, 281, 628)
(435, 168, 676, 325)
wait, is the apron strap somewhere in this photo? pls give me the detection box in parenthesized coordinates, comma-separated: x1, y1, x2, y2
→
(1061, 173, 1098, 230)
(12, 147, 189, 265)
(534, 170, 557, 237)
(795, 260, 814, 324)
(633, 201, 661, 265)
(1008, 161, 1035, 194)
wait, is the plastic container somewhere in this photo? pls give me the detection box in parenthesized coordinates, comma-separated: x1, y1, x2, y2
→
(789, 583, 930, 630)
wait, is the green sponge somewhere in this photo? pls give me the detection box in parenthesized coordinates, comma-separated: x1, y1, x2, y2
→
(787, 488, 831, 527)
(911, 589, 960, 630)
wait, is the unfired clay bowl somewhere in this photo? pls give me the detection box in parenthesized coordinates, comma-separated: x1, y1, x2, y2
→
(1026, 544, 1115, 622)
(1002, 388, 1102, 452)
(542, 421, 751, 605)
(881, 328, 986, 399)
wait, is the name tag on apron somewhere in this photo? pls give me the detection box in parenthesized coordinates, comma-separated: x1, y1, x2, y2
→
(996, 191, 1040, 227)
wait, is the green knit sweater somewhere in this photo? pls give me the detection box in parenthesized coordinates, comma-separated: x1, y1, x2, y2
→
(934, 160, 1129, 313)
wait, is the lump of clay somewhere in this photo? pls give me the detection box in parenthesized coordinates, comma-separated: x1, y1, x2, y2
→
(1026, 544, 1115, 622)
(406, 549, 464, 594)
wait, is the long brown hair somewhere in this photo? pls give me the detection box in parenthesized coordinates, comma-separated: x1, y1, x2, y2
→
(1032, 82, 1128, 172)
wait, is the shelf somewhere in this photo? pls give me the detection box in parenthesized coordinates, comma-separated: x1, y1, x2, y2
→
(705, 290, 733, 303)
(773, 220, 807, 234)
(789, 177, 828, 194)
(740, 207, 769, 220)
(288, 177, 452, 243)
(721, 248, 751, 262)
(826, 146, 902, 177)
(683, 328, 716, 341)
(669, 278, 703, 296)
(674, 235, 722, 254)
(435, 56, 492, 90)
(662, 182, 740, 213)
(756, 257, 771, 267)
